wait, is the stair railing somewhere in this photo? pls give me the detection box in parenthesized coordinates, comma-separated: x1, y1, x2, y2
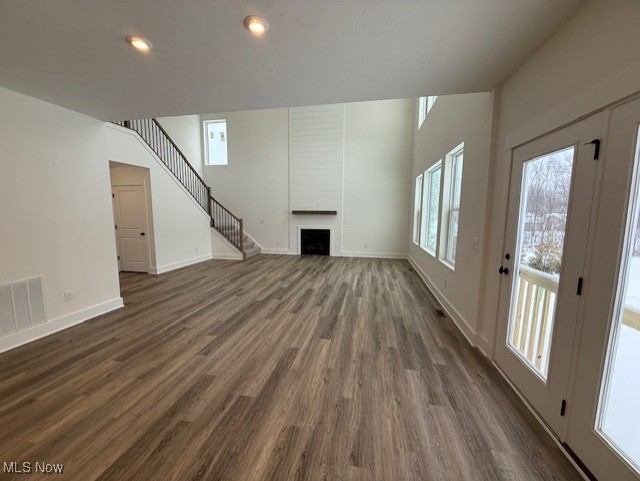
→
(210, 196, 244, 253)
(113, 119, 245, 253)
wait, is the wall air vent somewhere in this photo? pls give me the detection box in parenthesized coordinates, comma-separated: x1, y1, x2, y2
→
(0, 277, 47, 336)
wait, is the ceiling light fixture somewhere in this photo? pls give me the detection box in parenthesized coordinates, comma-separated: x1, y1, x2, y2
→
(126, 35, 153, 53)
(243, 16, 269, 37)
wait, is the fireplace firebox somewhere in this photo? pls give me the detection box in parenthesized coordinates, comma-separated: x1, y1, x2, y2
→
(301, 229, 330, 256)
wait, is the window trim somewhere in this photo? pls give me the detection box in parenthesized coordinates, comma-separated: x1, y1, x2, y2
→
(413, 174, 423, 245)
(439, 143, 464, 270)
(420, 161, 442, 257)
(203, 119, 228, 166)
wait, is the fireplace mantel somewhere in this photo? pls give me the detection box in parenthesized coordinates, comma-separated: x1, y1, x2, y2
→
(291, 210, 337, 215)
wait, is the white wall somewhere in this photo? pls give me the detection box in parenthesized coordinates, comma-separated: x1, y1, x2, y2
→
(479, 0, 640, 354)
(344, 99, 414, 256)
(156, 115, 204, 176)
(408, 93, 494, 341)
(202, 108, 291, 252)
(201, 99, 415, 257)
(104, 126, 213, 273)
(0, 86, 122, 351)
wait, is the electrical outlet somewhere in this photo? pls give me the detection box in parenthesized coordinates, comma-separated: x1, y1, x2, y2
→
(64, 291, 73, 302)
(473, 237, 479, 251)
(277, 241, 280, 246)
(260, 219, 265, 224)
(444, 280, 447, 289)
(195, 247, 199, 254)
(364, 243, 368, 249)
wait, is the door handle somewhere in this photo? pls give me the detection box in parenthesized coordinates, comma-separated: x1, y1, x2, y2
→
(140, 232, 145, 236)
(499, 266, 504, 274)
(498, 266, 509, 275)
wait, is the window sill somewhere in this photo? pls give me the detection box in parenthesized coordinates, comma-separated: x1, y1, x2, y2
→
(419, 245, 436, 257)
(440, 258, 456, 271)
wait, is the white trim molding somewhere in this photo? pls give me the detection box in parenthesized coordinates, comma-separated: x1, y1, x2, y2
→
(408, 256, 486, 354)
(0, 297, 124, 354)
(338, 251, 408, 260)
(261, 248, 295, 255)
(150, 254, 213, 274)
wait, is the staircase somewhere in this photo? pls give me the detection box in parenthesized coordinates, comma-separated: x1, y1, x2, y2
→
(113, 118, 259, 260)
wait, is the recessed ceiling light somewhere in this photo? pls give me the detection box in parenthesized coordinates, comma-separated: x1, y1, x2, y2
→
(126, 35, 153, 53)
(243, 16, 269, 37)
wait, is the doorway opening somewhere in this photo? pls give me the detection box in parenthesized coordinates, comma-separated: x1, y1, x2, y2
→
(109, 162, 156, 274)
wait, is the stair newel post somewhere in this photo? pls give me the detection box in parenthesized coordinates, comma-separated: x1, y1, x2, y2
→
(239, 218, 244, 253)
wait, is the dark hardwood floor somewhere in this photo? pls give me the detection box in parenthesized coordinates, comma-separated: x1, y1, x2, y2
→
(0, 255, 581, 480)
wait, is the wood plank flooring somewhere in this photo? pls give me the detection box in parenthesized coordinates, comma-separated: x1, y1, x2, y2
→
(0, 255, 582, 480)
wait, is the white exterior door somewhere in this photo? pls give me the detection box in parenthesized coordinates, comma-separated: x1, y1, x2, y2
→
(494, 113, 602, 437)
(113, 185, 149, 273)
(565, 97, 640, 481)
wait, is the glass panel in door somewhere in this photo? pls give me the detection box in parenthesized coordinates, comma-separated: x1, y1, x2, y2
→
(507, 146, 575, 380)
(596, 126, 640, 474)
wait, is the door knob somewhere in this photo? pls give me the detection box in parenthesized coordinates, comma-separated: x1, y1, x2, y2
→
(499, 266, 505, 274)
(140, 232, 145, 236)
(498, 266, 509, 275)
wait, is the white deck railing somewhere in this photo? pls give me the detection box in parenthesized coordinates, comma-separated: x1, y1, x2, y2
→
(511, 265, 558, 374)
(512, 265, 640, 375)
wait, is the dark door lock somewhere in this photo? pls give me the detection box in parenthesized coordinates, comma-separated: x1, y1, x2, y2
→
(498, 266, 509, 275)
(505, 253, 511, 260)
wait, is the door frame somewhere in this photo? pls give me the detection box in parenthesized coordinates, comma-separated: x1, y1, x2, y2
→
(563, 95, 640, 481)
(494, 113, 603, 438)
(491, 92, 640, 481)
(111, 182, 153, 274)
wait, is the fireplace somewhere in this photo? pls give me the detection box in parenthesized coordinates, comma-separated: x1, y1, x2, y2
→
(301, 229, 330, 256)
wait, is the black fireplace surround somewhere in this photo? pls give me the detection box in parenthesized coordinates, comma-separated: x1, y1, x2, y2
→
(301, 229, 330, 256)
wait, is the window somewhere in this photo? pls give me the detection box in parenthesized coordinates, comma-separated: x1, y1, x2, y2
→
(441, 144, 464, 267)
(413, 163, 442, 254)
(427, 95, 438, 113)
(204, 120, 228, 166)
(417, 96, 438, 129)
(420, 162, 441, 255)
(418, 97, 427, 129)
(413, 174, 423, 244)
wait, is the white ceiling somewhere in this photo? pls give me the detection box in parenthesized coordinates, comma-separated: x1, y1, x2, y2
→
(0, 0, 585, 121)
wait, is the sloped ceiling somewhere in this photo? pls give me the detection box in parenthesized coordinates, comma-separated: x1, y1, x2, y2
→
(0, 0, 585, 120)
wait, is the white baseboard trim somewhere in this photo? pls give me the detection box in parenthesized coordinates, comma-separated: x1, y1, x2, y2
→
(407, 256, 479, 349)
(212, 252, 243, 261)
(476, 334, 491, 358)
(261, 248, 295, 255)
(0, 297, 124, 354)
(151, 254, 213, 274)
(493, 363, 592, 481)
(338, 251, 408, 259)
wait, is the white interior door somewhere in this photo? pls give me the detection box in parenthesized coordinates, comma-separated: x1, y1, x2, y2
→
(565, 97, 640, 481)
(113, 185, 149, 273)
(494, 113, 602, 437)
